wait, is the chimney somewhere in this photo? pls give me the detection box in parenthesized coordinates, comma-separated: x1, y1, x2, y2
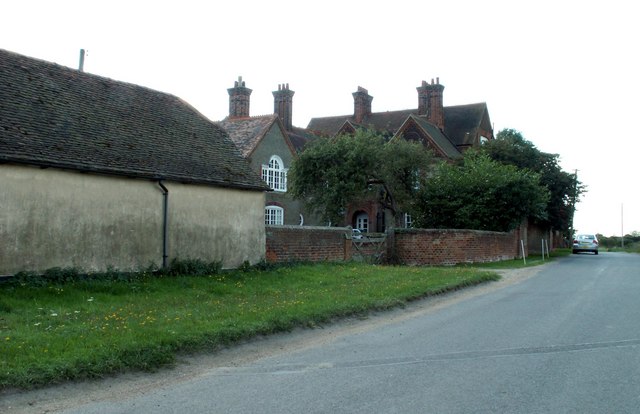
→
(352, 86, 373, 124)
(273, 83, 295, 131)
(416, 78, 445, 130)
(227, 76, 252, 119)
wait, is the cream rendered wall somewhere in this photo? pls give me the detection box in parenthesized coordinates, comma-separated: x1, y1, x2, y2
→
(166, 183, 265, 268)
(1, 165, 162, 274)
(0, 165, 265, 275)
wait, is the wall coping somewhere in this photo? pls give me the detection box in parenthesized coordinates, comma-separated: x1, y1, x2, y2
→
(266, 225, 350, 233)
(392, 227, 513, 236)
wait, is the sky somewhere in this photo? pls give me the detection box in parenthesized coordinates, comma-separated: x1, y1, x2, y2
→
(3, 0, 638, 237)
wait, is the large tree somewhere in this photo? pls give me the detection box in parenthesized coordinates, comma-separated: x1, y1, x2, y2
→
(288, 129, 433, 225)
(479, 129, 585, 237)
(412, 152, 549, 232)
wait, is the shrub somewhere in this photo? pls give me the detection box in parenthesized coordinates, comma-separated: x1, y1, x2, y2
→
(163, 258, 222, 276)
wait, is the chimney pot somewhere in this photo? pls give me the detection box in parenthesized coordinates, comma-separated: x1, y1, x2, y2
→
(228, 77, 252, 119)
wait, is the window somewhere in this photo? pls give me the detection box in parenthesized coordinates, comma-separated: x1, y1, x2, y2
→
(262, 155, 287, 192)
(265, 206, 284, 225)
(355, 212, 369, 232)
(404, 213, 413, 228)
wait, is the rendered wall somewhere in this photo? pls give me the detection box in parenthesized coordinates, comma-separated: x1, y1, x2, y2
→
(167, 183, 265, 268)
(0, 165, 265, 275)
(249, 123, 316, 225)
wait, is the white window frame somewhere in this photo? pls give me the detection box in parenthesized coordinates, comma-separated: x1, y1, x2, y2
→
(265, 206, 284, 225)
(262, 155, 288, 192)
(404, 213, 413, 228)
(355, 212, 369, 233)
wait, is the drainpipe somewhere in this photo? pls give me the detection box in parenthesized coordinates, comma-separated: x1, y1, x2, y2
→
(157, 181, 169, 269)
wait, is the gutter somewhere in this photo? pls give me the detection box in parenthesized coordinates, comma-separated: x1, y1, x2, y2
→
(157, 181, 169, 269)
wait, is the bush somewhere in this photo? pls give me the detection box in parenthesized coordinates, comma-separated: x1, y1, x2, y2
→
(162, 258, 223, 276)
(4, 258, 222, 288)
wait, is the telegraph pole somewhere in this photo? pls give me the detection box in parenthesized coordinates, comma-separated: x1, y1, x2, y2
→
(621, 203, 625, 248)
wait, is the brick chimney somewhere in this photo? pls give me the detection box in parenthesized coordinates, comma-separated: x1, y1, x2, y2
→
(352, 86, 373, 124)
(416, 78, 445, 130)
(227, 76, 252, 119)
(273, 83, 295, 131)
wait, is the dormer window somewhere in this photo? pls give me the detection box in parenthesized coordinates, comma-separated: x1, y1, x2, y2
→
(262, 155, 288, 192)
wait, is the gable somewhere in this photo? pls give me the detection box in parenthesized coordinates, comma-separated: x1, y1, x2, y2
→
(394, 115, 462, 159)
(308, 109, 415, 137)
(0, 49, 267, 191)
(250, 121, 298, 171)
(217, 115, 297, 164)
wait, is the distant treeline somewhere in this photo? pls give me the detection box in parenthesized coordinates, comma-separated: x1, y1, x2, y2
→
(597, 232, 640, 248)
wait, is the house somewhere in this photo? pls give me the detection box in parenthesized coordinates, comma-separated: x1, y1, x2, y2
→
(218, 79, 319, 226)
(306, 78, 494, 232)
(0, 49, 269, 275)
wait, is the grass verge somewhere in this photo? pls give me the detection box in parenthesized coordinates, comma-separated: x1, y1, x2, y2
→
(459, 248, 572, 270)
(0, 262, 498, 390)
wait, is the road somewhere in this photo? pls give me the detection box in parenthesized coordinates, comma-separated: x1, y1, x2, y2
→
(3, 252, 640, 413)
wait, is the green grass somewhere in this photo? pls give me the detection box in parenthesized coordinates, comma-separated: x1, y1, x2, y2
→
(459, 248, 571, 270)
(0, 263, 499, 390)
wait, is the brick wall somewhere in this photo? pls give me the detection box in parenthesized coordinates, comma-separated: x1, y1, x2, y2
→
(388, 228, 521, 266)
(265, 224, 533, 266)
(266, 225, 351, 263)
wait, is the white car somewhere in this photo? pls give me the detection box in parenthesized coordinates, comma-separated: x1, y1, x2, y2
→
(572, 234, 599, 255)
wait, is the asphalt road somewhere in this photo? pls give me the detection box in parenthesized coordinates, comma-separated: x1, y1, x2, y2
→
(4, 252, 640, 413)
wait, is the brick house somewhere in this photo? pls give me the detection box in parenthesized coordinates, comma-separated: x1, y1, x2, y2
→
(0, 49, 269, 275)
(218, 79, 320, 227)
(306, 79, 494, 233)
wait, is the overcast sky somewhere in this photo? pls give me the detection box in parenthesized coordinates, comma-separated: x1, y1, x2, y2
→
(3, 0, 638, 237)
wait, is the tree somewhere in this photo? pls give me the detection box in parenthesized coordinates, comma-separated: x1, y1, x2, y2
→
(288, 129, 433, 225)
(479, 128, 586, 238)
(412, 153, 549, 232)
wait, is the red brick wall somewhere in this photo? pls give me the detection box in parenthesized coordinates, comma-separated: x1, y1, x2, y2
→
(388, 228, 520, 266)
(266, 226, 351, 263)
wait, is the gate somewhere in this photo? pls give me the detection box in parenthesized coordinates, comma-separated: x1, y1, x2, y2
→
(351, 232, 387, 263)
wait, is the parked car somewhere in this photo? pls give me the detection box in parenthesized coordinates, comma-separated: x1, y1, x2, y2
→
(572, 234, 599, 255)
(352, 228, 364, 240)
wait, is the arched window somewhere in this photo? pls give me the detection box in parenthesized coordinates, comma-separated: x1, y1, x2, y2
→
(265, 206, 284, 225)
(262, 155, 287, 192)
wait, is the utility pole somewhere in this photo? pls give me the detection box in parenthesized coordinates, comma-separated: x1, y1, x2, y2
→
(79, 49, 85, 72)
(621, 203, 625, 248)
(569, 169, 578, 239)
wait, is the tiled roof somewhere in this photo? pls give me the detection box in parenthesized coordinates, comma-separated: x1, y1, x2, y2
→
(405, 115, 462, 159)
(217, 115, 279, 158)
(0, 49, 268, 191)
(443, 103, 488, 147)
(306, 102, 491, 151)
(288, 127, 322, 153)
(307, 109, 416, 137)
